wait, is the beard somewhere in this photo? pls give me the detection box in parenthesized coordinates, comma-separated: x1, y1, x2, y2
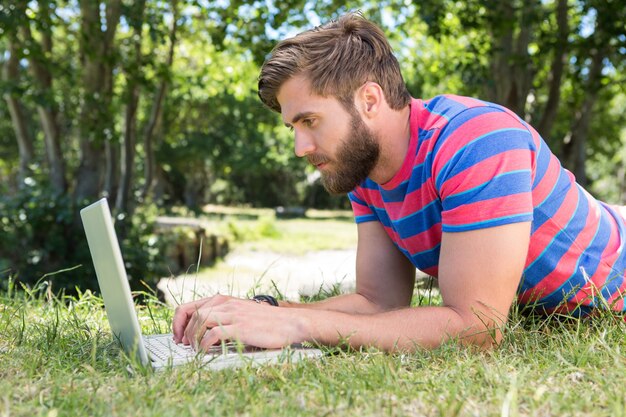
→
(308, 113, 380, 195)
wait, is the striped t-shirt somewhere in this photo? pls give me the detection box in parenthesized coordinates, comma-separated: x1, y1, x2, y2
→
(349, 95, 626, 316)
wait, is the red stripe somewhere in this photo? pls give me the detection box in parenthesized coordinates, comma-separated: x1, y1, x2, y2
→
(360, 182, 439, 222)
(400, 223, 442, 255)
(519, 190, 601, 303)
(442, 94, 487, 109)
(442, 194, 532, 227)
(432, 112, 525, 180)
(523, 185, 580, 268)
(439, 150, 532, 199)
(531, 156, 562, 205)
(574, 199, 626, 310)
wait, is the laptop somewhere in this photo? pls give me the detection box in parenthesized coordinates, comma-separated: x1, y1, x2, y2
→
(80, 198, 323, 370)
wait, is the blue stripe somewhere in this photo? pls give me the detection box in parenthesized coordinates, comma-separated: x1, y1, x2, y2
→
(373, 206, 393, 228)
(524, 187, 584, 280)
(381, 159, 433, 203)
(541, 202, 603, 307)
(431, 106, 509, 157)
(530, 168, 572, 233)
(392, 200, 442, 239)
(401, 244, 440, 271)
(354, 214, 377, 224)
(443, 170, 532, 211)
(424, 96, 469, 121)
(348, 192, 368, 207)
(360, 178, 381, 191)
(532, 139, 551, 189)
(382, 181, 409, 202)
(435, 128, 531, 190)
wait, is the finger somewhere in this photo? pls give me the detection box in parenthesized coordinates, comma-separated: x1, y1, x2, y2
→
(184, 311, 205, 349)
(191, 310, 234, 350)
(198, 325, 235, 352)
(172, 298, 212, 342)
(173, 295, 235, 342)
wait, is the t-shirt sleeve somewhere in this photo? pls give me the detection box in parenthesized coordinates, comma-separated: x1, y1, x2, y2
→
(432, 107, 535, 232)
(348, 187, 378, 224)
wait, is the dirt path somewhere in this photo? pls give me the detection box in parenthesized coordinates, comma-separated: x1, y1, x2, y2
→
(157, 248, 357, 305)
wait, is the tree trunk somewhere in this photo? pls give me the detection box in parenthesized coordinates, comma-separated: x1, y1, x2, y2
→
(116, 0, 146, 214)
(562, 46, 606, 187)
(19, 7, 67, 195)
(142, 0, 179, 200)
(487, 1, 538, 117)
(74, 1, 122, 203)
(536, 0, 568, 140)
(3, 37, 35, 187)
(487, 2, 514, 107)
(105, 140, 119, 203)
(103, 0, 124, 203)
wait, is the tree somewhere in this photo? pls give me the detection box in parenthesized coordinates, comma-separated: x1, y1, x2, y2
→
(2, 32, 34, 187)
(560, 0, 626, 185)
(140, 0, 180, 203)
(116, 0, 147, 214)
(74, 0, 122, 202)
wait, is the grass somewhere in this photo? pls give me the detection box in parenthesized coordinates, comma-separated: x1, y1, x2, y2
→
(234, 217, 358, 254)
(207, 208, 358, 255)
(2, 213, 626, 416)
(1, 284, 625, 417)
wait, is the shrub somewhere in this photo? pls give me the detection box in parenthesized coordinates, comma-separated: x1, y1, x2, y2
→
(0, 186, 168, 294)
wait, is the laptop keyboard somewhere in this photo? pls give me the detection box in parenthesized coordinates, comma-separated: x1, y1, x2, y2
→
(144, 334, 239, 362)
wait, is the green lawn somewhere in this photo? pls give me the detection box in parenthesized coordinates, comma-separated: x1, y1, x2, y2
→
(201, 207, 358, 255)
(2, 282, 625, 416)
(1, 214, 625, 416)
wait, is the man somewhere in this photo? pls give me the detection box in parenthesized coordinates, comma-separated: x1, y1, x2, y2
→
(172, 12, 626, 352)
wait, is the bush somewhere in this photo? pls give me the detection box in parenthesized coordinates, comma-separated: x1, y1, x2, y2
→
(0, 186, 168, 294)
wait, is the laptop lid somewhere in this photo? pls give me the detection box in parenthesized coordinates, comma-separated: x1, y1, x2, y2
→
(80, 198, 150, 365)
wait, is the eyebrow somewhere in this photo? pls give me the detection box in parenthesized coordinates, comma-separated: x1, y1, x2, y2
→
(284, 111, 315, 128)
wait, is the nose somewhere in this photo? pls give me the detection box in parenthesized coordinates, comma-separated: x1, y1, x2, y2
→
(294, 130, 316, 158)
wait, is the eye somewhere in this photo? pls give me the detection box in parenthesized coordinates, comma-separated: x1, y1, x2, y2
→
(302, 118, 314, 128)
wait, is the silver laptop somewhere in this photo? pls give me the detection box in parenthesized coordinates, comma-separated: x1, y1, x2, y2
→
(80, 198, 322, 370)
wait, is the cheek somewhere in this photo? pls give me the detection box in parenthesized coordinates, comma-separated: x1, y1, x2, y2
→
(321, 125, 349, 151)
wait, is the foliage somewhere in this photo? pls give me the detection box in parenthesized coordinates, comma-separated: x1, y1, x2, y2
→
(227, 215, 282, 242)
(0, 179, 168, 292)
(1, 1, 625, 289)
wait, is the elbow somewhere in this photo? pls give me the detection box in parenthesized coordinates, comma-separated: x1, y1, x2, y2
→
(450, 306, 508, 351)
(463, 329, 504, 351)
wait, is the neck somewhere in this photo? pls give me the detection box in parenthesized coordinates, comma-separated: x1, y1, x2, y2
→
(368, 103, 412, 184)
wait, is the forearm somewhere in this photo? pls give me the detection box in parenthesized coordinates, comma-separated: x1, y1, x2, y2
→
(297, 305, 500, 351)
(278, 292, 385, 315)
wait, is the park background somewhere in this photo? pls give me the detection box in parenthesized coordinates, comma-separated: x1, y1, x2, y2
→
(1, 2, 626, 417)
(1, 0, 625, 293)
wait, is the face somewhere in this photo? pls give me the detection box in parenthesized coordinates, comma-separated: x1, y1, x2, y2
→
(277, 75, 380, 195)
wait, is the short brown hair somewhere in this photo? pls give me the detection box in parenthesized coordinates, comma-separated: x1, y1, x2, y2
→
(258, 12, 411, 113)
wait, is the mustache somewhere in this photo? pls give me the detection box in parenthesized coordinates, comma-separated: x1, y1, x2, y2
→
(307, 154, 331, 166)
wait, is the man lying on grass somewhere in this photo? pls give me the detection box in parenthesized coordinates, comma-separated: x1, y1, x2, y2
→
(172, 12, 626, 352)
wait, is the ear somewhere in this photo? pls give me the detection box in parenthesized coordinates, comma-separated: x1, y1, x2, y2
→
(357, 82, 384, 119)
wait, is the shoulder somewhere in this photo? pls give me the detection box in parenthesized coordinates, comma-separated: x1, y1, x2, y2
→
(420, 94, 526, 132)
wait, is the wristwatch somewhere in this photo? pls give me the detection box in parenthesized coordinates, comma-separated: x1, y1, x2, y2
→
(251, 294, 279, 306)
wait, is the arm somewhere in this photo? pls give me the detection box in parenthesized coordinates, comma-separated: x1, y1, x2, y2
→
(299, 221, 530, 350)
(279, 221, 416, 314)
(174, 221, 529, 351)
(171, 220, 415, 345)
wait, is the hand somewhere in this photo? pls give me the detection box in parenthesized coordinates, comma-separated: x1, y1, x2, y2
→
(172, 294, 234, 345)
(172, 294, 308, 351)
